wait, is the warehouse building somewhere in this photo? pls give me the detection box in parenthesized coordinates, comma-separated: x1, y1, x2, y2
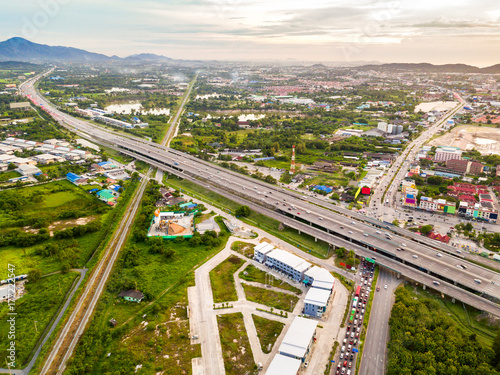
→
(278, 317, 318, 362)
(265, 354, 301, 375)
(265, 249, 311, 282)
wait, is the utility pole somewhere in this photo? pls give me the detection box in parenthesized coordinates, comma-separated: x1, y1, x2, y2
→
(34, 320, 38, 333)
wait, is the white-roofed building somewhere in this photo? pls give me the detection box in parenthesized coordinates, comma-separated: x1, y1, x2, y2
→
(303, 288, 332, 317)
(8, 157, 37, 166)
(0, 144, 20, 154)
(303, 266, 335, 291)
(33, 153, 65, 164)
(265, 249, 311, 282)
(278, 316, 318, 361)
(16, 164, 42, 176)
(63, 152, 82, 161)
(265, 354, 301, 375)
(0, 154, 16, 163)
(254, 242, 275, 263)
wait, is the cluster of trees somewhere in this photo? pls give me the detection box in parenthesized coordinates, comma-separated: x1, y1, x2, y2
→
(235, 205, 251, 217)
(188, 230, 223, 248)
(132, 180, 163, 242)
(335, 247, 359, 267)
(34, 240, 81, 272)
(3, 117, 67, 141)
(53, 219, 102, 240)
(0, 228, 50, 248)
(0, 95, 38, 119)
(387, 287, 500, 375)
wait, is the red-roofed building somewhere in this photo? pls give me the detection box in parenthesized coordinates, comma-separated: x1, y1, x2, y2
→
(428, 232, 450, 243)
(459, 195, 476, 203)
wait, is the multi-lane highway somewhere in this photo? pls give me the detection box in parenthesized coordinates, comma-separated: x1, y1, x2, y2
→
(19, 72, 500, 317)
(359, 270, 401, 375)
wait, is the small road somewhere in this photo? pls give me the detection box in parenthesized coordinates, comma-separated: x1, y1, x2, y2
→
(39, 173, 150, 375)
(358, 269, 402, 375)
(156, 73, 198, 183)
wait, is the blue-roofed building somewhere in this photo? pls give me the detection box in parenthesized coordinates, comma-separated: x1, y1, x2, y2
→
(97, 161, 111, 167)
(89, 188, 100, 193)
(66, 172, 87, 185)
(314, 185, 333, 194)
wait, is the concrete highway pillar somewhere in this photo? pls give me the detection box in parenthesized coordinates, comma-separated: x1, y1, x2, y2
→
(397, 273, 401, 279)
(423, 284, 426, 290)
(298, 230, 301, 234)
(427, 270, 430, 274)
(452, 298, 455, 303)
(315, 237, 318, 242)
(454, 280, 457, 285)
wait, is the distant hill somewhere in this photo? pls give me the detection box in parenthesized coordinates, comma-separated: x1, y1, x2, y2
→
(124, 53, 171, 62)
(0, 37, 172, 63)
(0, 61, 40, 69)
(0, 37, 112, 62)
(355, 62, 500, 74)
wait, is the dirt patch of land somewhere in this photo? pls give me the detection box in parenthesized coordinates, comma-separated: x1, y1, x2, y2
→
(428, 125, 500, 155)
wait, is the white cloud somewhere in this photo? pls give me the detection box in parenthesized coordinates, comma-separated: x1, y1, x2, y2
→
(1, 0, 499, 64)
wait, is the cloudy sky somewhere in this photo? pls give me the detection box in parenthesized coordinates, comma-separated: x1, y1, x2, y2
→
(1, 0, 500, 65)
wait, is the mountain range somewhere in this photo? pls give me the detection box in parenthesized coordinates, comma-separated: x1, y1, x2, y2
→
(1, 37, 499, 73)
(0, 37, 171, 63)
(355, 62, 500, 74)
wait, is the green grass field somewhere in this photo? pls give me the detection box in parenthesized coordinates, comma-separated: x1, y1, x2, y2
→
(217, 312, 256, 375)
(252, 314, 285, 353)
(239, 264, 302, 294)
(0, 180, 114, 278)
(0, 272, 78, 365)
(242, 283, 299, 312)
(0, 180, 106, 230)
(210, 255, 245, 303)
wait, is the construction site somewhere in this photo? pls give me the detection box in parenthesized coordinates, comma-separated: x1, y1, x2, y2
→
(147, 209, 196, 239)
(428, 125, 500, 155)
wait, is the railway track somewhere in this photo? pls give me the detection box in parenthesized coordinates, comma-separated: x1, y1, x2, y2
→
(40, 173, 150, 375)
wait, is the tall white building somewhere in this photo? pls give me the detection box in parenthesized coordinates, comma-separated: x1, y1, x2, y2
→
(434, 147, 462, 162)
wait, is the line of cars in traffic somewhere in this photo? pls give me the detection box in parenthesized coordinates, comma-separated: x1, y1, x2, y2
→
(336, 260, 375, 375)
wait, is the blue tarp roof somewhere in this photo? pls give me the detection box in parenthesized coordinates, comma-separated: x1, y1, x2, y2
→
(97, 161, 111, 166)
(66, 172, 80, 181)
